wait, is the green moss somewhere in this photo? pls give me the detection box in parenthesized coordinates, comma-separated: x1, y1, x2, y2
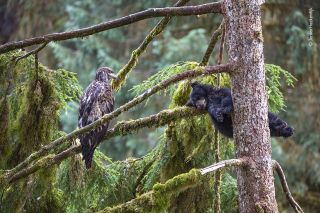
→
(10, 69, 59, 165)
(102, 169, 201, 213)
(0, 98, 9, 167)
(153, 169, 201, 199)
(170, 81, 191, 108)
(0, 51, 81, 212)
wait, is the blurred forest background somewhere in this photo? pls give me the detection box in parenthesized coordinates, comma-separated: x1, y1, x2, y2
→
(0, 0, 319, 212)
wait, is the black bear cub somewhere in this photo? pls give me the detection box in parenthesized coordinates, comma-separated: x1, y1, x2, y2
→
(186, 82, 294, 138)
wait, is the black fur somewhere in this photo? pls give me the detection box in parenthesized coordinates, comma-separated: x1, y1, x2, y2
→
(186, 82, 294, 138)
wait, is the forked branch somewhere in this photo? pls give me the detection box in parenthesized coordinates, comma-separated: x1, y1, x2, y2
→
(14, 42, 48, 63)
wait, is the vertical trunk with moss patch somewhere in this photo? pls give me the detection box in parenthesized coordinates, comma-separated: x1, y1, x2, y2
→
(225, 0, 278, 212)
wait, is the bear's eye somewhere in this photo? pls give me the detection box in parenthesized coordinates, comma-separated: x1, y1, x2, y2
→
(193, 95, 200, 100)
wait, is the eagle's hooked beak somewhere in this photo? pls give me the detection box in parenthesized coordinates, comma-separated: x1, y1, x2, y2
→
(108, 73, 118, 80)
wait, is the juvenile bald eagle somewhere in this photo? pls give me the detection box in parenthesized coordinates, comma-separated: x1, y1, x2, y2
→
(78, 67, 117, 168)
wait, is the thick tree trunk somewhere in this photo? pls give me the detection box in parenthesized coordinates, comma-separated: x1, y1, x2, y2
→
(224, 0, 278, 212)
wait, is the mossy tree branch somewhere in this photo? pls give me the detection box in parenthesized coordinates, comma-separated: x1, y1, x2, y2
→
(0, 2, 223, 54)
(7, 62, 232, 179)
(100, 159, 246, 212)
(200, 19, 225, 66)
(111, 0, 191, 91)
(88, 159, 302, 213)
(5, 107, 205, 183)
(99, 169, 202, 213)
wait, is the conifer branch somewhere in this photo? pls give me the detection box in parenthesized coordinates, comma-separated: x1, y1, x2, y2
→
(200, 19, 225, 66)
(6, 107, 205, 183)
(101, 158, 245, 212)
(7, 63, 232, 177)
(99, 169, 201, 213)
(0, 2, 223, 54)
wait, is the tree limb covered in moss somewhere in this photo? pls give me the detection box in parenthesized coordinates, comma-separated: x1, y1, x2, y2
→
(100, 158, 246, 212)
(0, 2, 223, 54)
(200, 159, 246, 175)
(99, 169, 202, 213)
(111, 0, 190, 91)
(7, 62, 232, 178)
(272, 160, 304, 213)
(6, 107, 205, 183)
(200, 19, 225, 66)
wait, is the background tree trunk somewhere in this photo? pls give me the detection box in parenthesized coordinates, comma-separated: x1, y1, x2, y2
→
(224, 0, 278, 212)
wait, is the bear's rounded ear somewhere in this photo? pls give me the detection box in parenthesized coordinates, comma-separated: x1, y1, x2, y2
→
(191, 82, 199, 88)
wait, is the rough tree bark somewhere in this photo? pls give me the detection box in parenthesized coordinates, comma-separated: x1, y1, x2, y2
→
(224, 0, 278, 212)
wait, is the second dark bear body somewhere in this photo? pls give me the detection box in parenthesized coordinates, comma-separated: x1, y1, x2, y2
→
(186, 82, 294, 138)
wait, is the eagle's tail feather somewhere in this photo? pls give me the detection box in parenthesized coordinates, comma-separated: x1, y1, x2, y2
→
(80, 125, 108, 169)
(80, 136, 95, 169)
(84, 152, 94, 169)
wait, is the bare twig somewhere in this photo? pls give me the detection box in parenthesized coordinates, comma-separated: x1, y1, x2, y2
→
(14, 42, 48, 64)
(200, 19, 225, 66)
(6, 107, 205, 183)
(112, 0, 190, 91)
(213, 131, 221, 213)
(200, 158, 245, 175)
(217, 22, 226, 66)
(210, 20, 226, 213)
(0, 2, 223, 54)
(7, 63, 232, 177)
(272, 160, 304, 213)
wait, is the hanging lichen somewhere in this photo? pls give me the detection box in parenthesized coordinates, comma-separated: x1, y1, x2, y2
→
(0, 51, 81, 212)
(0, 98, 9, 167)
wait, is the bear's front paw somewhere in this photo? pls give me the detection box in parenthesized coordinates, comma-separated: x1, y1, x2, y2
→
(282, 126, 294, 138)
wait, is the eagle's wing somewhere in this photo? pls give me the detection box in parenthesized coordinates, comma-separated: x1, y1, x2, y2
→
(78, 81, 114, 168)
(97, 83, 114, 116)
(78, 82, 103, 128)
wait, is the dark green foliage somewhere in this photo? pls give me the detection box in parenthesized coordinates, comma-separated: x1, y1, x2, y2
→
(265, 64, 296, 112)
(56, 147, 163, 212)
